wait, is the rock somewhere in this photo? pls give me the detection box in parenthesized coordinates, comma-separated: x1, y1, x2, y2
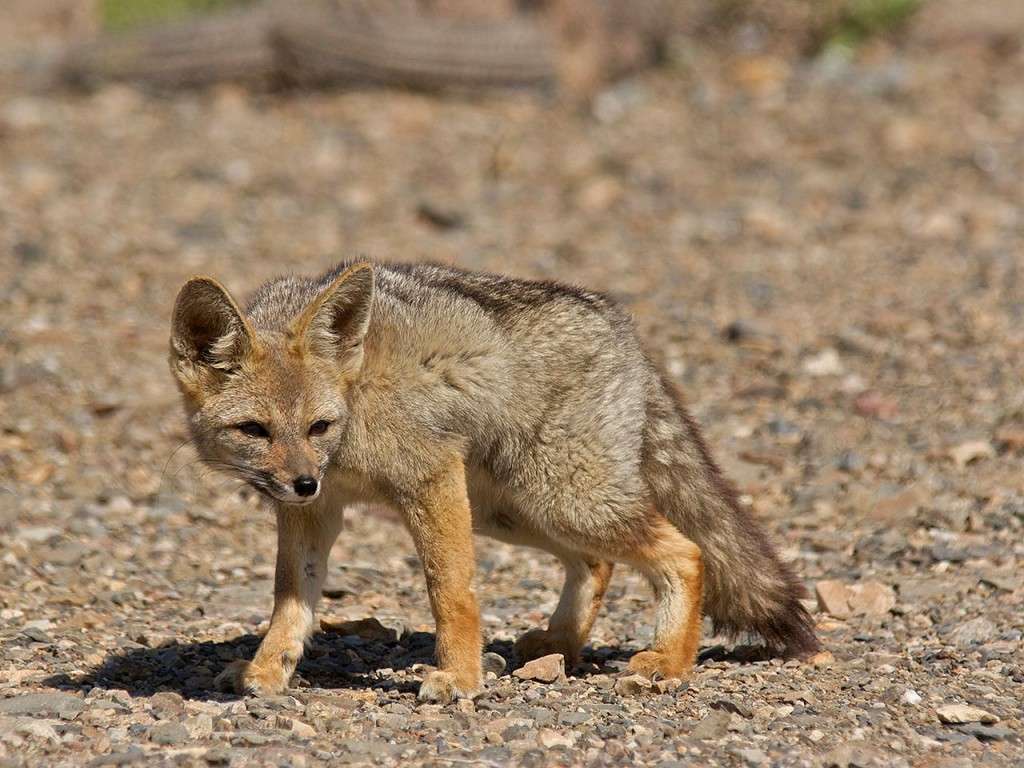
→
(804, 348, 843, 376)
(512, 654, 565, 683)
(734, 747, 769, 766)
(870, 486, 926, 521)
(536, 728, 576, 748)
(947, 617, 998, 647)
(319, 617, 397, 642)
(150, 722, 189, 746)
(149, 691, 184, 719)
(711, 698, 753, 718)
(847, 582, 896, 617)
(901, 690, 922, 705)
(853, 390, 898, 420)
(958, 724, 1014, 741)
(691, 710, 731, 740)
(15, 720, 60, 743)
(482, 652, 507, 676)
(184, 714, 213, 739)
(815, 580, 852, 618)
(809, 650, 835, 666)
(936, 705, 998, 725)
(948, 440, 994, 468)
(276, 716, 317, 739)
(613, 674, 652, 696)
(994, 425, 1024, 452)
(823, 742, 887, 767)
(0, 693, 85, 718)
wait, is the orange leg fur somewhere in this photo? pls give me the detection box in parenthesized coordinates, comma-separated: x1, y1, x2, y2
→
(623, 517, 703, 680)
(217, 501, 343, 695)
(401, 456, 482, 703)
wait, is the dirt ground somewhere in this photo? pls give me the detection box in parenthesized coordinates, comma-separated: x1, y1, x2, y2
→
(1, 1, 1022, 766)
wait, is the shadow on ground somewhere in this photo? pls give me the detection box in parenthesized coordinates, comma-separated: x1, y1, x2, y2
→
(44, 631, 774, 701)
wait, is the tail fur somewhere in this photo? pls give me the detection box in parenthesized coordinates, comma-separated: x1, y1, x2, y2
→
(642, 370, 820, 657)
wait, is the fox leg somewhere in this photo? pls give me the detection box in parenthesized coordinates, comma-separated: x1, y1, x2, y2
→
(515, 555, 613, 665)
(401, 456, 482, 704)
(621, 517, 703, 680)
(216, 501, 343, 695)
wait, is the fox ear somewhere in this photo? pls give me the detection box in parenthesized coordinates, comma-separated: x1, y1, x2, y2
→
(297, 263, 374, 366)
(170, 277, 253, 386)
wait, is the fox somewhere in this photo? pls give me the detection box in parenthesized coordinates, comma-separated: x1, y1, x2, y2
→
(169, 260, 819, 703)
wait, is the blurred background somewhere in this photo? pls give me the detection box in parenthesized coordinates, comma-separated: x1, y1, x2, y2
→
(0, 0, 1022, 764)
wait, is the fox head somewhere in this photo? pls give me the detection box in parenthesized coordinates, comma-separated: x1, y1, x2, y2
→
(169, 264, 373, 505)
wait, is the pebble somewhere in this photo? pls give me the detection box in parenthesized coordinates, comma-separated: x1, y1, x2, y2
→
(613, 674, 652, 696)
(512, 654, 565, 683)
(149, 721, 189, 746)
(935, 705, 998, 725)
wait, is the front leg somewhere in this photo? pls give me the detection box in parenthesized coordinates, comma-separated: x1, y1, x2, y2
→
(217, 501, 343, 695)
(401, 455, 482, 704)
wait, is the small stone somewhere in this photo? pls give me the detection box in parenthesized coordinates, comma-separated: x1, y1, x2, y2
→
(185, 714, 213, 739)
(847, 582, 896, 617)
(947, 617, 997, 647)
(20, 626, 53, 643)
(613, 674, 652, 696)
(536, 728, 576, 748)
(0, 693, 85, 718)
(803, 348, 843, 376)
(853, 390, 898, 420)
(949, 440, 994, 468)
(275, 716, 317, 739)
(150, 722, 189, 746)
(482, 652, 507, 676)
(994, 425, 1024, 452)
(815, 580, 852, 618)
(936, 704, 998, 725)
(711, 698, 753, 718)
(823, 742, 886, 767)
(15, 720, 60, 743)
(150, 692, 185, 719)
(901, 690, 922, 705)
(809, 650, 835, 666)
(735, 747, 769, 766)
(319, 617, 397, 642)
(512, 654, 565, 683)
(958, 724, 1014, 741)
(691, 710, 731, 740)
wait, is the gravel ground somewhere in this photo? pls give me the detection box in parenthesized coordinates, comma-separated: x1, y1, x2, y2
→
(1, 2, 1023, 766)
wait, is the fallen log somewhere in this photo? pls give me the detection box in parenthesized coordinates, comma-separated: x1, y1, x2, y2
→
(51, 0, 672, 98)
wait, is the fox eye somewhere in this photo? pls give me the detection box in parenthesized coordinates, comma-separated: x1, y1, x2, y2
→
(236, 421, 270, 438)
(308, 420, 331, 437)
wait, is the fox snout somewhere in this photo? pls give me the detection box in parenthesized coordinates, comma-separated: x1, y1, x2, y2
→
(266, 444, 323, 504)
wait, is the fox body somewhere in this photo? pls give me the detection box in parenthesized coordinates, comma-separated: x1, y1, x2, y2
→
(170, 261, 818, 702)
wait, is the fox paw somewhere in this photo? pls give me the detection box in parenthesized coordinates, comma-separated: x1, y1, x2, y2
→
(627, 650, 691, 681)
(417, 670, 481, 704)
(514, 628, 580, 664)
(215, 659, 290, 696)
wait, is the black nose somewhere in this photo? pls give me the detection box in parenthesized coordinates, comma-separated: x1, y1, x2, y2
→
(293, 476, 318, 497)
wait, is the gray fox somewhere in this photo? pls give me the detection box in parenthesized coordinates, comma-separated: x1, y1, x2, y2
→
(169, 261, 818, 702)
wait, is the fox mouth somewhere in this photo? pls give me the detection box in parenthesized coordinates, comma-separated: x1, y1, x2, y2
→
(250, 478, 320, 506)
(212, 461, 320, 506)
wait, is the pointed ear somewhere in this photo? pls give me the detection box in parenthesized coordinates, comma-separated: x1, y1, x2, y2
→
(295, 263, 374, 366)
(169, 277, 254, 391)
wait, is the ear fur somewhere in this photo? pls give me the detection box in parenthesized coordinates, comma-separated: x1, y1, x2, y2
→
(295, 263, 374, 367)
(169, 277, 254, 394)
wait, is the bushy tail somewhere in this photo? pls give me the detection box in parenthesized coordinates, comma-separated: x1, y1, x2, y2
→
(641, 371, 819, 657)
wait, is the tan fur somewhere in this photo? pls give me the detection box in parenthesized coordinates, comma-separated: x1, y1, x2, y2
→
(171, 261, 818, 703)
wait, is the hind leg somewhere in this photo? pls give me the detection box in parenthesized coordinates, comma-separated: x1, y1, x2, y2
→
(622, 517, 703, 680)
(515, 555, 613, 665)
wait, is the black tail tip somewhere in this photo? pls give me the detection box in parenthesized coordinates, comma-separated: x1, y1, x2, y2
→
(765, 600, 821, 658)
